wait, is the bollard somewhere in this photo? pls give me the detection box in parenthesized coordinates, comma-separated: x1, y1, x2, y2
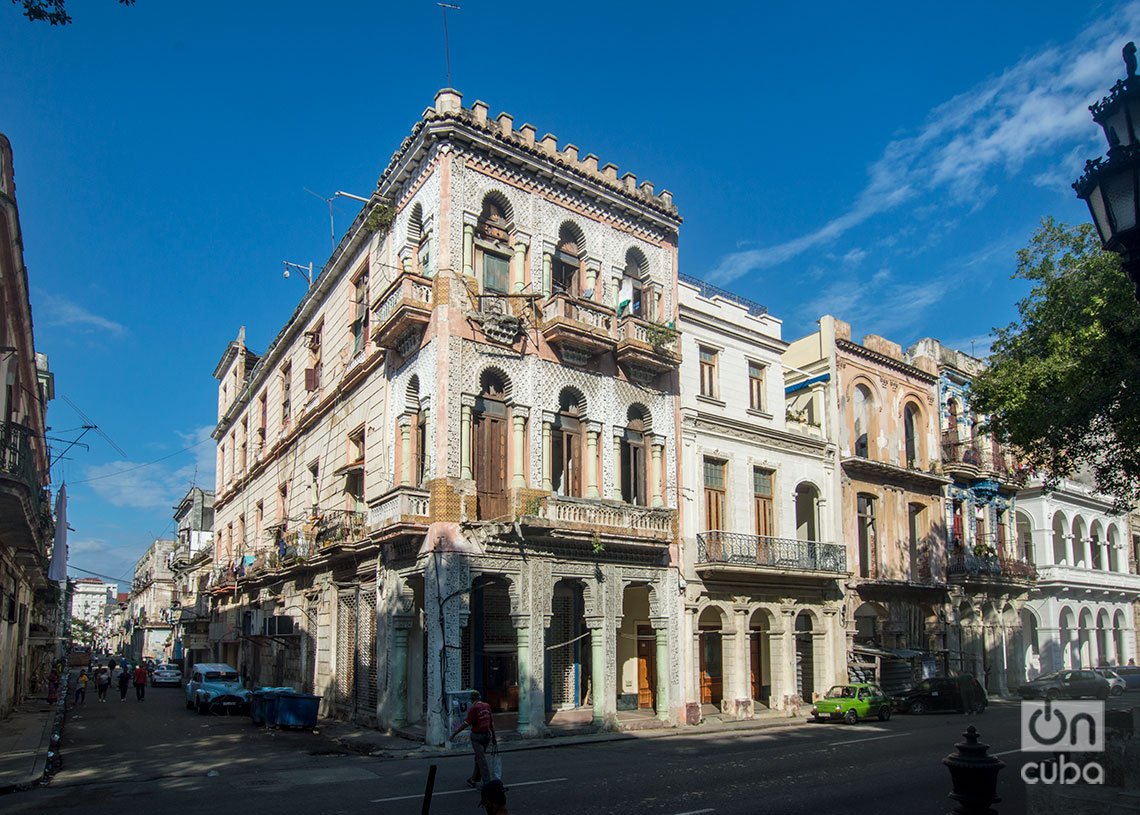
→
(943, 725, 1004, 815)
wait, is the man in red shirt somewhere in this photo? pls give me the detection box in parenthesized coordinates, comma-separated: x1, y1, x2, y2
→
(133, 664, 148, 701)
(450, 690, 496, 788)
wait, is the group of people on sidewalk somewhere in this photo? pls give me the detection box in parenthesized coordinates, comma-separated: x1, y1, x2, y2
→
(74, 661, 149, 705)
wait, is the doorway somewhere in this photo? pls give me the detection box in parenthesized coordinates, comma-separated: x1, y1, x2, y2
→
(637, 625, 656, 710)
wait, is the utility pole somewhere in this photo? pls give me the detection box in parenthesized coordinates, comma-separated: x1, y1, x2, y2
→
(437, 3, 460, 88)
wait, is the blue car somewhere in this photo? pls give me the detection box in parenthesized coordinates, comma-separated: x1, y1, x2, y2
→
(185, 663, 251, 714)
(1115, 666, 1140, 690)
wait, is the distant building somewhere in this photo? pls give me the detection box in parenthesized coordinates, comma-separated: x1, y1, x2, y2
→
(70, 577, 114, 648)
(0, 132, 57, 717)
(169, 487, 214, 670)
(127, 539, 176, 662)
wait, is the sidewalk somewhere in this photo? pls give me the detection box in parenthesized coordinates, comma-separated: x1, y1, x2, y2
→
(318, 705, 810, 759)
(0, 689, 65, 794)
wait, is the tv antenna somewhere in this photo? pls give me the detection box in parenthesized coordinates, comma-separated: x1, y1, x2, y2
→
(437, 3, 460, 88)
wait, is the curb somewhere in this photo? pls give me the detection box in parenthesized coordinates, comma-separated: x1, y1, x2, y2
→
(350, 714, 811, 760)
(0, 674, 69, 796)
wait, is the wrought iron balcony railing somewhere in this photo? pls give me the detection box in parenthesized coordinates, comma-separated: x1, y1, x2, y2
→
(946, 552, 1036, 581)
(696, 531, 846, 574)
(314, 509, 366, 548)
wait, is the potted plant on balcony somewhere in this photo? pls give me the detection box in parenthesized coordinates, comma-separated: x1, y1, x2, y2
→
(641, 320, 679, 350)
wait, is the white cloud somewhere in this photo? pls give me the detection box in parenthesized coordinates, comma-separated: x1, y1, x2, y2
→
(706, 6, 1140, 284)
(84, 425, 216, 510)
(35, 292, 126, 337)
(842, 248, 868, 267)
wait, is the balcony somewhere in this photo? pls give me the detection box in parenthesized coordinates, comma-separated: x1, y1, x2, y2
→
(1034, 565, 1140, 596)
(367, 487, 430, 533)
(695, 531, 847, 578)
(947, 553, 1036, 587)
(314, 509, 366, 548)
(0, 421, 50, 558)
(614, 316, 682, 374)
(540, 294, 617, 358)
(941, 438, 982, 478)
(371, 272, 433, 350)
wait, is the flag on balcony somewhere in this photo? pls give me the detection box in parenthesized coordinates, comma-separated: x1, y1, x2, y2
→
(48, 483, 68, 581)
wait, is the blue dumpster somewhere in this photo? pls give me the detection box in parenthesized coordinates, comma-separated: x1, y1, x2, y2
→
(274, 692, 321, 728)
(250, 687, 294, 726)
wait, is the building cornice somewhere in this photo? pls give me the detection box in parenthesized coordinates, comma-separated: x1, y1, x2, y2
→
(685, 411, 829, 458)
(837, 338, 937, 383)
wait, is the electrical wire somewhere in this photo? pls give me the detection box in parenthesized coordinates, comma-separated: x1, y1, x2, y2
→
(69, 435, 213, 485)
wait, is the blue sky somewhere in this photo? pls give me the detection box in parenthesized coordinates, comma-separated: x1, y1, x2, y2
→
(1, 0, 1133, 588)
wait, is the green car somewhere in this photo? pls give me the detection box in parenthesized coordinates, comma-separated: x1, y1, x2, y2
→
(811, 683, 892, 724)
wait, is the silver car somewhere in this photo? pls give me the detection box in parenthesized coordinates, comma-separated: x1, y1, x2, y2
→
(150, 664, 183, 687)
(1095, 668, 1127, 696)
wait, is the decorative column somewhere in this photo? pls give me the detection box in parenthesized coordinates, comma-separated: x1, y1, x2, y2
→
(588, 620, 606, 726)
(542, 251, 553, 297)
(460, 395, 474, 480)
(810, 632, 828, 702)
(720, 626, 737, 713)
(398, 415, 413, 487)
(585, 423, 600, 499)
(514, 621, 531, 731)
(541, 413, 553, 491)
(511, 406, 529, 490)
(401, 251, 413, 277)
(611, 431, 624, 502)
(462, 223, 475, 278)
(512, 239, 528, 293)
(649, 436, 665, 508)
(652, 616, 670, 722)
(420, 401, 432, 481)
(734, 609, 750, 715)
(584, 263, 599, 300)
(775, 607, 797, 708)
(391, 617, 412, 727)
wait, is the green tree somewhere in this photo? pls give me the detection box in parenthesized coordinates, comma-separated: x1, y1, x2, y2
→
(12, 0, 134, 25)
(970, 218, 1140, 512)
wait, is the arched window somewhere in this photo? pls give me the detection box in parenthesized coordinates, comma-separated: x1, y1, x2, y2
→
(1052, 513, 1068, 565)
(553, 223, 585, 296)
(405, 376, 426, 486)
(551, 388, 583, 497)
(908, 503, 926, 580)
(946, 398, 960, 439)
(619, 247, 650, 319)
(1016, 511, 1034, 564)
(477, 194, 512, 294)
(852, 385, 873, 458)
(620, 404, 649, 506)
(474, 370, 510, 518)
(409, 203, 433, 278)
(795, 483, 820, 542)
(903, 402, 920, 468)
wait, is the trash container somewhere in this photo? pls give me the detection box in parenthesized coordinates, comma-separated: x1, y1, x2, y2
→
(274, 692, 321, 729)
(250, 687, 294, 726)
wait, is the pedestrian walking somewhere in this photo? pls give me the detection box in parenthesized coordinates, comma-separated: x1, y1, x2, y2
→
(47, 669, 60, 704)
(450, 690, 497, 789)
(74, 669, 88, 705)
(95, 667, 111, 702)
(133, 664, 147, 701)
(117, 666, 130, 701)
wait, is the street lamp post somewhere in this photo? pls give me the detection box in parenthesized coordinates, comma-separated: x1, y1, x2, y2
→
(1074, 42, 1140, 301)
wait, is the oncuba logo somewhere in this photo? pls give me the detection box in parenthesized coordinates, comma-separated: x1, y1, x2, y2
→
(1020, 700, 1105, 785)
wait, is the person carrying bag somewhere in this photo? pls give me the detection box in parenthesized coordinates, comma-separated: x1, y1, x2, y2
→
(449, 690, 497, 789)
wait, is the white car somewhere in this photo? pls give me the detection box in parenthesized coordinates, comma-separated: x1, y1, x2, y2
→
(151, 664, 183, 687)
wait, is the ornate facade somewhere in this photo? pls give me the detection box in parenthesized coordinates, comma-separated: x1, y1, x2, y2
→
(210, 90, 684, 744)
(678, 276, 844, 718)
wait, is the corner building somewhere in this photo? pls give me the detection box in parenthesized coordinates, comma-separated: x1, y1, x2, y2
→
(210, 90, 684, 744)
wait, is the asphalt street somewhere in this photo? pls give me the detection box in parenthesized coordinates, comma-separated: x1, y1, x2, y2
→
(9, 687, 1136, 815)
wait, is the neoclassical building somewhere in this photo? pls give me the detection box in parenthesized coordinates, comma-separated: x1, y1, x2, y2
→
(1016, 475, 1138, 675)
(209, 90, 684, 744)
(786, 317, 950, 690)
(678, 276, 844, 718)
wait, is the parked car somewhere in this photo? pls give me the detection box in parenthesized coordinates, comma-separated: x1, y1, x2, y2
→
(151, 664, 183, 687)
(893, 675, 987, 714)
(1114, 665, 1140, 690)
(184, 663, 251, 714)
(811, 683, 892, 724)
(1093, 668, 1127, 696)
(1017, 670, 1110, 700)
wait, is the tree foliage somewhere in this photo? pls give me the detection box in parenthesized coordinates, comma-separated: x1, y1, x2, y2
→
(970, 218, 1140, 512)
(13, 0, 134, 25)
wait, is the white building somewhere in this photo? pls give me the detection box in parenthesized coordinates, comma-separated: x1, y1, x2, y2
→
(70, 578, 114, 647)
(1016, 475, 1140, 676)
(677, 275, 845, 718)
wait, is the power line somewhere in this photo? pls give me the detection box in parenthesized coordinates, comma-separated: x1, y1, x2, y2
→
(60, 395, 128, 458)
(68, 564, 132, 584)
(70, 435, 213, 485)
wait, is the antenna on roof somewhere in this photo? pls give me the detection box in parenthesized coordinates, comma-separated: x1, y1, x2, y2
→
(437, 3, 461, 88)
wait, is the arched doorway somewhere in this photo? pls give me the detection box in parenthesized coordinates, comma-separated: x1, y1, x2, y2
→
(1021, 608, 1041, 680)
(1016, 511, 1034, 564)
(466, 576, 518, 712)
(1052, 513, 1068, 565)
(698, 606, 726, 708)
(1078, 608, 1095, 669)
(1114, 610, 1128, 665)
(546, 579, 588, 712)
(1059, 606, 1077, 670)
(853, 602, 886, 645)
(749, 609, 773, 708)
(795, 483, 820, 542)
(795, 612, 815, 700)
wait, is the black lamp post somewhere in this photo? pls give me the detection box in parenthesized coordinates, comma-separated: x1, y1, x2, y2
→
(1074, 42, 1140, 301)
